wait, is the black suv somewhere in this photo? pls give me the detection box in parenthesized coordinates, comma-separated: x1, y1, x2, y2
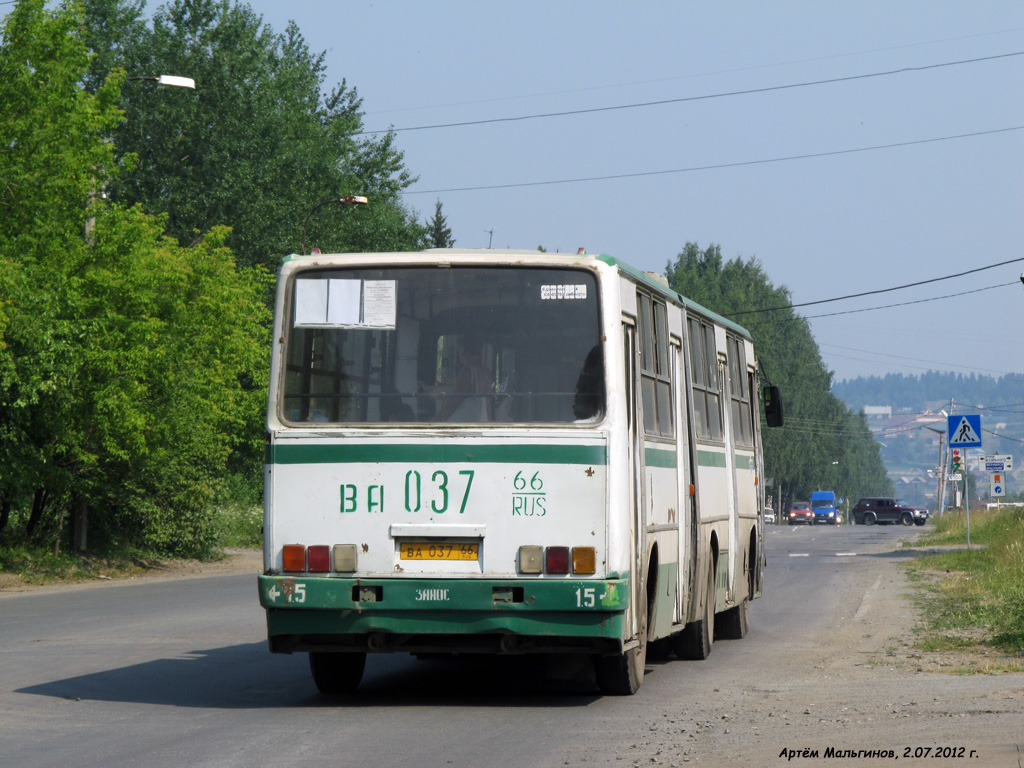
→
(852, 497, 929, 526)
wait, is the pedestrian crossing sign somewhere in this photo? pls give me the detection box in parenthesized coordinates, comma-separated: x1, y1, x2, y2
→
(948, 414, 982, 447)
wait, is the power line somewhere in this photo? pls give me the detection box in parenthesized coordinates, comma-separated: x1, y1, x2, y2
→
(800, 282, 1018, 319)
(727, 255, 1024, 317)
(361, 51, 1024, 136)
(405, 125, 1024, 195)
(365, 28, 1024, 117)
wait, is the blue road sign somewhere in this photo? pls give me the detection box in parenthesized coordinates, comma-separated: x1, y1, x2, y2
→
(948, 414, 982, 448)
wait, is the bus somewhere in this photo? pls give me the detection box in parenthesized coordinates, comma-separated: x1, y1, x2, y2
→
(258, 248, 783, 695)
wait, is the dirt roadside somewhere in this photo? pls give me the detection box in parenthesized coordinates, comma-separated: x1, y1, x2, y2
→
(0, 547, 264, 594)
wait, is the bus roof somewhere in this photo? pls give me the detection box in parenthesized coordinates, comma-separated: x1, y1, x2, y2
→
(280, 248, 753, 341)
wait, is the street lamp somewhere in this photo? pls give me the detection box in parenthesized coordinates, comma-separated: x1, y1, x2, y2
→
(126, 75, 196, 89)
(302, 196, 369, 254)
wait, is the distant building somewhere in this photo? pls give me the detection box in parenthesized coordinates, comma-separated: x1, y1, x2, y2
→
(863, 406, 891, 435)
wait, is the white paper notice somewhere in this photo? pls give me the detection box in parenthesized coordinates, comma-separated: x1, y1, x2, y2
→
(327, 279, 361, 325)
(362, 280, 397, 328)
(293, 279, 328, 325)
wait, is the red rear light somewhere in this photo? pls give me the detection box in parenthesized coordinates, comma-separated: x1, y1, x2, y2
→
(545, 546, 570, 575)
(307, 545, 330, 572)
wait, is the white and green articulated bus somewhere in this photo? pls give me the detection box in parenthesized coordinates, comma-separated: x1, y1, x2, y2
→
(258, 248, 783, 695)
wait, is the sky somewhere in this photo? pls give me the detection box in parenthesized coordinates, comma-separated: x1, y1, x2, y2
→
(22, 0, 1024, 383)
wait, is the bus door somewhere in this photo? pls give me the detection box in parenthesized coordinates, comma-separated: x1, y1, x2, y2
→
(672, 340, 691, 619)
(623, 320, 646, 640)
(722, 351, 744, 602)
(750, 367, 765, 597)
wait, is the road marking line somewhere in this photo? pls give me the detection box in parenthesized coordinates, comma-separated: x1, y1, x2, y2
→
(789, 553, 809, 557)
(836, 552, 857, 557)
(854, 575, 883, 620)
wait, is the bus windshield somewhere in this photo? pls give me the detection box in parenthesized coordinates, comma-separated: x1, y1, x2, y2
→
(280, 265, 604, 425)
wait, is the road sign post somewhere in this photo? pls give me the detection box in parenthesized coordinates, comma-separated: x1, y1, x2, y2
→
(947, 414, 981, 548)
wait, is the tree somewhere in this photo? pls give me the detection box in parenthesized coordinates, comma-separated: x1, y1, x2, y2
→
(665, 243, 891, 511)
(80, 0, 426, 269)
(1, 0, 125, 542)
(0, 0, 271, 554)
(427, 199, 455, 248)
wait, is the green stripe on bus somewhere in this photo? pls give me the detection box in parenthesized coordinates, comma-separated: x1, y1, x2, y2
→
(267, 443, 608, 466)
(697, 449, 727, 468)
(645, 447, 677, 468)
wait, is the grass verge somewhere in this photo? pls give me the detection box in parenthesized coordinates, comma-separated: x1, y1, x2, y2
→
(0, 504, 262, 587)
(903, 507, 1024, 669)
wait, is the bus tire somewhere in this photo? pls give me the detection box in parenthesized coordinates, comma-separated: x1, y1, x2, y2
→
(673, 558, 715, 660)
(309, 651, 366, 695)
(594, 589, 647, 695)
(716, 598, 748, 640)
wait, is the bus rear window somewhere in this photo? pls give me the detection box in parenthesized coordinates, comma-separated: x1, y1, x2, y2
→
(280, 266, 604, 425)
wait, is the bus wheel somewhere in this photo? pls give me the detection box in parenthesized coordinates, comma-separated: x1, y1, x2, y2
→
(594, 597, 647, 695)
(647, 637, 672, 661)
(673, 559, 714, 660)
(716, 598, 748, 640)
(309, 651, 366, 695)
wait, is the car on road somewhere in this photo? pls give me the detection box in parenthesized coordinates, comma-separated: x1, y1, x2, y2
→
(763, 507, 776, 524)
(787, 501, 814, 525)
(851, 497, 929, 526)
(811, 490, 839, 525)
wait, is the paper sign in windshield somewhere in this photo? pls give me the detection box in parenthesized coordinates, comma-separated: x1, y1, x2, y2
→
(294, 278, 396, 329)
(541, 284, 588, 300)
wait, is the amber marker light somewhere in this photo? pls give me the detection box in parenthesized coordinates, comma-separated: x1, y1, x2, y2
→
(572, 547, 596, 575)
(282, 544, 306, 572)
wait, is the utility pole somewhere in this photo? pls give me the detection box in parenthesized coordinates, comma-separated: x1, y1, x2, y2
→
(484, 229, 493, 248)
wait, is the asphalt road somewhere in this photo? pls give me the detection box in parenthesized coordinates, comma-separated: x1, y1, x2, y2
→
(2, 525, 1022, 767)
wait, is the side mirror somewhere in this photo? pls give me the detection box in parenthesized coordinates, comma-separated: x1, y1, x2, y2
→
(763, 385, 784, 428)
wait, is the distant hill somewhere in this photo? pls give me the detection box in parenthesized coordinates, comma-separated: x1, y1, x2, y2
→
(833, 372, 1024, 507)
(833, 371, 1024, 414)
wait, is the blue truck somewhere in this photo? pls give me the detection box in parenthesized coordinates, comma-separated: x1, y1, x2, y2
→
(810, 490, 839, 525)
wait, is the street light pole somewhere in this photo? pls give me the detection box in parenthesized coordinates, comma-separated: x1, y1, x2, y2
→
(302, 196, 369, 254)
(86, 74, 196, 242)
(76, 72, 196, 551)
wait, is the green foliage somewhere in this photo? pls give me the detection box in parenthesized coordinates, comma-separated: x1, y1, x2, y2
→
(0, 1, 272, 557)
(665, 243, 892, 510)
(81, 0, 427, 268)
(214, 503, 263, 549)
(427, 199, 456, 248)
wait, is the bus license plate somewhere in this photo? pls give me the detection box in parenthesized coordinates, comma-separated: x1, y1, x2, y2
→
(401, 542, 479, 561)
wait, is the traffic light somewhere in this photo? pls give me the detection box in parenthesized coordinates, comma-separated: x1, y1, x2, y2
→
(951, 448, 963, 472)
